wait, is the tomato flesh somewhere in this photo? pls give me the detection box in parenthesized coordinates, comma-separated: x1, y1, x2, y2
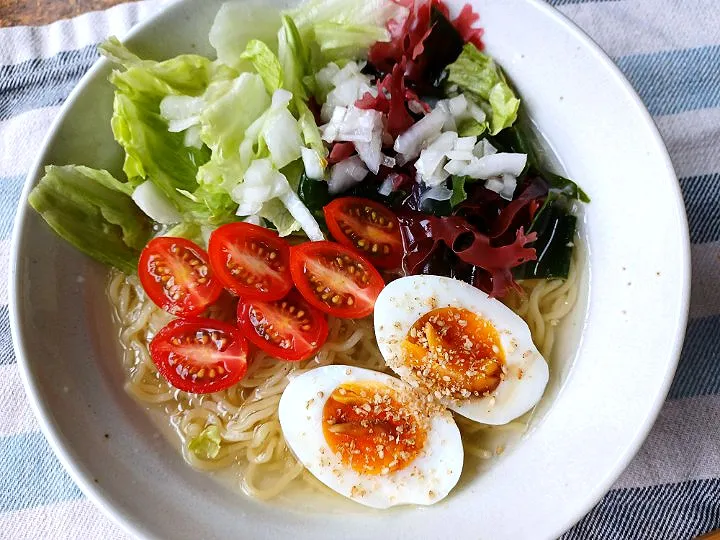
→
(149, 318, 249, 394)
(290, 241, 385, 319)
(138, 237, 223, 317)
(208, 222, 292, 301)
(238, 290, 329, 361)
(324, 197, 402, 269)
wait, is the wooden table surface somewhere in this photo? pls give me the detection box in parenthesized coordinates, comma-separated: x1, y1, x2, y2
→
(0, 0, 130, 27)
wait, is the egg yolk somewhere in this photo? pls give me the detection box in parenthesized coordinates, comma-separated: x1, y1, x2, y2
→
(401, 307, 505, 400)
(322, 381, 426, 475)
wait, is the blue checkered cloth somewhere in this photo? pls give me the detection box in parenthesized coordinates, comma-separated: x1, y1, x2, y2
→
(0, 1, 718, 538)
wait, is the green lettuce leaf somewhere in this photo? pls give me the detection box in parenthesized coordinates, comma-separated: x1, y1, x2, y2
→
(100, 37, 221, 99)
(286, 0, 401, 36)
(209, 1, 281, 70)
(101, 38, 239, 224)
(240, 40, 283, 93)
(165, 222, 205, 246)
(188, 425, 222, 460)
(447, 44, 520, 135)
(312, 22, 388, 61)
(278, 15, 310, 98)
(297, 99, 327, 158)
(457, 118, 487, 137)
(276, 16, 328, 159)
(258, 198, 302, 236)
(450, 176, 468, 207)
(195, 73, 271, 192)
(28, 165, 152, 274)
(233, 158, 322, 240)
(284, 0, 404, 63)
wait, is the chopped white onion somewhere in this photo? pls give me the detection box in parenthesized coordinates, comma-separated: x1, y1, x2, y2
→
(355, 134, 382, 174)
(474, 138, 497, 158)
(445, 150, 475, 161)
(328, 155, 369, 195)
(319, 61, 375, 122)
(483, 139, 497, 155)
(331, 61, 367, 86)
(444, 159, 469, 176)
(323, 107, 382, 145)
(341, 108, 382, 143)
(500, 174, 517, 200)
(454, 136, 477, 151)
(464, 153, 527, 179)
(420, 184, 453, 205)
(382, 155, 397, 168)
(435, 100, 457, 131)
(132, 180, 182, 224)
(415, 131, 457, 186)
(393, 106, 447, 160)
(378, 176, 395, 196)
(485, 178, 504, 194)
(321, 106, 347, 142)
(448, 94, 468, 117)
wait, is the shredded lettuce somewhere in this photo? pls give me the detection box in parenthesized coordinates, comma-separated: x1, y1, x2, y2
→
(209, 1, 281, 70)
(278, 15, 310, 98)
(240, 40, 284, 93)
(277, 16, 328, 160)
(286, 0, 402, 40)
(164, 221, 205, 246)
(284, 0, 405, 63)
(131, 180, 182, 224)
(188, 425, 222, 460)
(155, 20, 321, 238)
(312, 23, 389, 61)
(258, 198, 302, 237)
(102, 39, 239, 224)
(447, 44, 521, 135)
(232, 157, 323, 240)
(28, 165, 152, 274)
(195, 73, 272, 192)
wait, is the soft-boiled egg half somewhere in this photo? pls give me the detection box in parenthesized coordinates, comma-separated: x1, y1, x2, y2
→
(374, 275, 549, 425)
(278, 365, 463, 508)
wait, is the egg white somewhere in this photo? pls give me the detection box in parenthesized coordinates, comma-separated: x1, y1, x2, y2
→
(278, 365, 463, 509)
(374, 275, 549, 425)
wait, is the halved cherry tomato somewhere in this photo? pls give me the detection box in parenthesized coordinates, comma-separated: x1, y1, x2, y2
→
(208, 222, 292, 301)
(238, 290, 329, 361)
(323, 197, 402, 269)
(149, 318, 249, 394)
(139, 237, 223, 317)
(290, 241, 385, 319)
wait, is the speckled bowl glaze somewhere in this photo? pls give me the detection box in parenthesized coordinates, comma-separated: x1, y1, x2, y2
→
(10, 0, 690, 538)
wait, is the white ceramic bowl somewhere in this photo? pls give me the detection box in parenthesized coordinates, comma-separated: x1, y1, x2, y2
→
(10, 0, 690, 538)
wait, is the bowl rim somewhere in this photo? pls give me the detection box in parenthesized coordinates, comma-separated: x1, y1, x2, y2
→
(9, 0, 691, 538)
